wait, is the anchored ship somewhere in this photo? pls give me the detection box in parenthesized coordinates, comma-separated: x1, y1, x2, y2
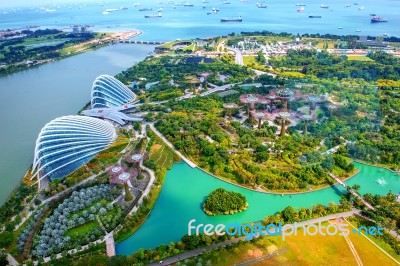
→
(221, 16, 242, 22)
(371, 16, 388, 23)
(145, 12, 162, 18)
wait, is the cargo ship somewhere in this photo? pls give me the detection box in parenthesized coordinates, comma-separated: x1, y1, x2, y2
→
(256, 2, 267, 8)
(371, 16, 387, 23)
(320, 4, 329, 8)
(145, 12, 162, 18)
(221, 16, 242, 22)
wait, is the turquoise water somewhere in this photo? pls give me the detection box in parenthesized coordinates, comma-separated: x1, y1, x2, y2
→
(348, 162, 400, 195)
(1, 0, 400, 39)
(116, 161, 400, 255)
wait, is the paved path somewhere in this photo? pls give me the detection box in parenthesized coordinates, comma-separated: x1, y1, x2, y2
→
(281, 209, 361, 231)
(148, 123, 197, 168)
(147, 236, 246, 266)
(234, 248, 288, 266)
(356, 213, 399, 239)
(344, 233, 363, 266)
(175, 83, 235, 101)
(105, 232, 116, 257)
(199, 83, 236, 97)
(344, 217, 400, 265)
(7, 253, 19, 266)
(227, 47, 244, 66)
(128, 160, 156, 216)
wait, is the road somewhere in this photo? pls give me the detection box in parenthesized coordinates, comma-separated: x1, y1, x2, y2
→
(227, 47, 244, 66)
(234, 248, 288, 266)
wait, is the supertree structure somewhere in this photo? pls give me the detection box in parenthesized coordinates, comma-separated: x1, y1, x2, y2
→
(277, 89, 294, 111)
(223, 103, 238, 118)
(307, 95, 321, 111)
(302, 114, 313, 135)
(107, 164, 138, 186)
(240, 94, 261, 121)
(279, 111, 291, 136)
(130, 153, 144, 179)
(254, 111, 266, 129)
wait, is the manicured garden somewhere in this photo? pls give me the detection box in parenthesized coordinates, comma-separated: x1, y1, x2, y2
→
(31, 184, 123, 258)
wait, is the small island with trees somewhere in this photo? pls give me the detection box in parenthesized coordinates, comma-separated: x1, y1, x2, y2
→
(203, 188, 248, 215)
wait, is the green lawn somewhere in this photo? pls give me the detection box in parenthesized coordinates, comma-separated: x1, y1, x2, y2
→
(346, 218, 400, 262)
(65, 221, 100, 238)
(243, 56, 267, 71)
(347, 55, 374, 61)
(149, 143, 174, 169)
(183, 42, 195, 52)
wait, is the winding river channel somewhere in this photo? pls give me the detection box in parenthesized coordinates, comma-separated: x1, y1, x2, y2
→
(116, 161, 400, 255)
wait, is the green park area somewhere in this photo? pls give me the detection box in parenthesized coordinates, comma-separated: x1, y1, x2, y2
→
(347, 55, 374, 61)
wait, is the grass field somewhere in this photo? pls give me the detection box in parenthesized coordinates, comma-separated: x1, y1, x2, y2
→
(346, 218, 400, 262)
(65, 221, 100, 238)
(149, 142, 174, 169)
(347, 55, 374, 61)
(190, 219, 399, 266)
(243, 56, 268, 71)
(183, 42, 195, 52)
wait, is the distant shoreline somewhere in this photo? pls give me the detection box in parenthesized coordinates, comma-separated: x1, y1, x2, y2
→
(0, 30, 143, 78)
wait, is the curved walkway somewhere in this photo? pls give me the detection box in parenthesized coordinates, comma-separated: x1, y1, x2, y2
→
(147, 123, 197, 168)
(128, 164, 156, 216)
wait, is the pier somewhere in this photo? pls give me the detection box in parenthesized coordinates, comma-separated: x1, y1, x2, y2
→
(118, 40, 165, 45)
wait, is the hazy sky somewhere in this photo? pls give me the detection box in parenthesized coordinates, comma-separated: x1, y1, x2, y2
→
(0, 0, 100, 8)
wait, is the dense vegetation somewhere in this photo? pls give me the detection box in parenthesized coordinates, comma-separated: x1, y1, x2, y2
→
(362, 192, 400, 234)
(0, 184, 36, 228)
(263, 202, 351, 225)
(154, 95, 355, 191)
(0, 28, 98, 75)
(116, 55, 253, 101)
(203, 188, 248, 215)
(270, 49, 400, 82)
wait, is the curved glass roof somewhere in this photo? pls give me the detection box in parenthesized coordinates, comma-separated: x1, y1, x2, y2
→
(32, 115, 116, 181)
(91, 75, 136, 108)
